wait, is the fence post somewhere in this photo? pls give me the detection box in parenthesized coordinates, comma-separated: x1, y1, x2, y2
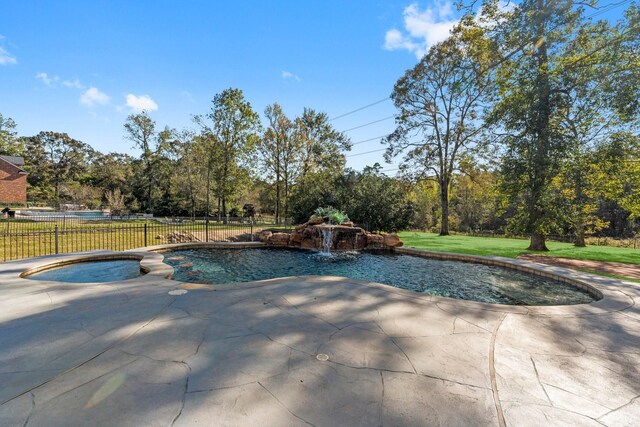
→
(205, 217, 209, 242)
(54, 225, 59, 254)
(144, 223, 148, 247)
(250, 220, 254, 242)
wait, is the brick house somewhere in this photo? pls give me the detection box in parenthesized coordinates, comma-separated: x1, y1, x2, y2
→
(0, 155, 28, 205)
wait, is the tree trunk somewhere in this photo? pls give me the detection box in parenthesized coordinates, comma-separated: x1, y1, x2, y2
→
(205, 167, 211, 217)
(574, 220, 586, 247)
(525, 0, 552, 252)
(439, 181, 450, 236)
(275, 180, 281, 225)
(222, 197, 227, 224)
(528, 233, 549, 251)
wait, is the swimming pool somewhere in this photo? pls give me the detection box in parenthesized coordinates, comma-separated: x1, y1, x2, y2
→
(163, 248, 596, 306)
(25, 259, 144, 283)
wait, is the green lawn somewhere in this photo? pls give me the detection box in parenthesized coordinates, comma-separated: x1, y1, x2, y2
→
(399, 231, 640, 264)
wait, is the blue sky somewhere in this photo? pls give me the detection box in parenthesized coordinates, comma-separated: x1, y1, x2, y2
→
(0, 1, 628, 171)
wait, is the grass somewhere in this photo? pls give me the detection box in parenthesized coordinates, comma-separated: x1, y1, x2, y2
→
(399, 231, 640, 265)
(1, 219, 289, 262)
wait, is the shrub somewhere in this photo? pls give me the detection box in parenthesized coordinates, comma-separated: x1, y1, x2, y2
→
(312, 206, 349, 224)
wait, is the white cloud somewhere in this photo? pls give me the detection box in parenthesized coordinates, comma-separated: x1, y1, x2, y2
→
(36, 72, 59, 86)
(383, 1, 459, 59)
(0, 46, 16, 65)
(63, 78, 85, 89)
(125, 94, 158, 112)
(80, 87, 110, 107)
(281, 71, 301, 82)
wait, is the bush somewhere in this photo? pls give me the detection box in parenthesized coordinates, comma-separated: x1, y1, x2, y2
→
(312, 206, 349, 224)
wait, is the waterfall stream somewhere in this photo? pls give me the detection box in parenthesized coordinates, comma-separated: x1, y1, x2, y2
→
(319, 227, 334, 254)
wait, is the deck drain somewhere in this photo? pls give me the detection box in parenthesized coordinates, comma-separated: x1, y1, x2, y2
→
(168, 289, 188, 296)
(316, 353, 329, 361)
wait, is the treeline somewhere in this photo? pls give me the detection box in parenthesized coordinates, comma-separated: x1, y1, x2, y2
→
(1, 1, 639, 248)
(0, 89, 353, 223)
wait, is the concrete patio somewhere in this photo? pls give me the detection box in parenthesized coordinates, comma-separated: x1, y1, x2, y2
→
(0, 248, 638, 426)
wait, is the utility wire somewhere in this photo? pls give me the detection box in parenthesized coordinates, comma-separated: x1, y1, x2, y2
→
(340, 116, 395, 133)
(351, 135, 388, 146)
(329, 98, 390, 121)
(338, 1, 633, 155)
(346, 148, 387, 158)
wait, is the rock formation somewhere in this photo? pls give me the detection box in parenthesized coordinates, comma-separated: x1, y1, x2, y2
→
(261, 218, 403, 251)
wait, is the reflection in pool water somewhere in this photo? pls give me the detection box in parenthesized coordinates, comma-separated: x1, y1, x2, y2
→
(26, 260, 143, 283)
(164, 248, 596, 306)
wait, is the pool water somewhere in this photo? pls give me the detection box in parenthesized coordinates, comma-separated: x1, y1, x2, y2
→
(164, 248, 596, 306)
(27, 260, 143, 283)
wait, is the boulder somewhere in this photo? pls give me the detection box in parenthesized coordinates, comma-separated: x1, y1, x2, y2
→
(289, 232, 303, 244)
(336, 239, 355, 251)
(365, 233, 384, 249)
(301, 238, 318, 250)
(268, 232, 290, 247)
(167, 231, 200, 243)
(308, 216, 325, 225)
(383, 233, 404, 248)
(341, 221, 354, 227)
(259, 231, 273, 243)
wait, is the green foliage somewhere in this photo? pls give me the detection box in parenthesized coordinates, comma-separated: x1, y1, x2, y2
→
(312, 206, 349, 224)
(21, 131, 94, 205)
(0, 113, 22, 156)
(194, 88, 261, 218)
(290, 165, 414, 232)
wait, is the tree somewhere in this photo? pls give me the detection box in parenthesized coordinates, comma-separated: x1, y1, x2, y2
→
(165, 129, 200, 218)
(0, 113, 22, 156)
(296, 108, 351, 179)
(553, 9, 640, 246)
(105, 188, 126, 214)
(485, 0, 639, 250)
(21, 132, 93, 205)
(385, 22, 495, 235)
(258, 103, 301, 223)
(483, 0, 583, 250)
(343, 165, 415, 232)
(124, 111, 157, 212)
(289, 164, 415, 232)
(195, 88, 260, 219)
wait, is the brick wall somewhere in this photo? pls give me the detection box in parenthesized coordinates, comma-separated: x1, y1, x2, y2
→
(0, 159, 27, 205)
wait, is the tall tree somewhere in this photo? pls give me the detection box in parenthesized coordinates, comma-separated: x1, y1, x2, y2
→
(296, 108, 351, 179)
(485, 0, 639, 250)
(195, 88, 260, 219)
(484, 0, 583, 250)
(124, 111, 157, 212)
(551, 10, 640, 246)
(22, 132, 92, 204)
(258, 103, 301, 223)
(385, 22, 496, 235)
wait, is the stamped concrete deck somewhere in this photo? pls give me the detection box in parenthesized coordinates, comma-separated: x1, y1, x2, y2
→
(0, 247, 639, 426)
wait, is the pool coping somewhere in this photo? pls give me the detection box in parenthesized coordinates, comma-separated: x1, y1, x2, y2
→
(0, 242, 634, 316)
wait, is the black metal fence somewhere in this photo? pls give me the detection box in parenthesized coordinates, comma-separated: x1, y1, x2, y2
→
(0, 215, 291, 262)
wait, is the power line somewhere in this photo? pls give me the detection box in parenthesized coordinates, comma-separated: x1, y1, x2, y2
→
(329, 98, 390, 121)
(346, 148, 387, 158)
(340, 1, 633, 154)
(351, 135, 388, 146)
(330, 2, 629, 131)
(340, 116, 395, 133)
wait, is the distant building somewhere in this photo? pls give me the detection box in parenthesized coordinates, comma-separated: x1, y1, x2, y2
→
(0, 155, 28, 205)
